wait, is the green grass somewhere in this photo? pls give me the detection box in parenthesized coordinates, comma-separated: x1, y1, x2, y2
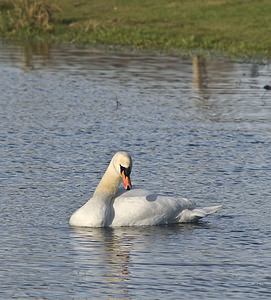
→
(1, 0, 271, 58)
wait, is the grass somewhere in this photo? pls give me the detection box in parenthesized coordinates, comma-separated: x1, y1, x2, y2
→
(0, 0, 60, 37)
(0, 0, 271, 58)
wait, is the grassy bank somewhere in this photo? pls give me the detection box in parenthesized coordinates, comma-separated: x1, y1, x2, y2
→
(0, 0, 271, 58)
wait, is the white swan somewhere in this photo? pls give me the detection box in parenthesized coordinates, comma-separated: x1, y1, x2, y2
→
(69, 151, 222, 227)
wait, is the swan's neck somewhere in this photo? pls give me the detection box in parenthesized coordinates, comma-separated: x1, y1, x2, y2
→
(93, 162, 121, 201)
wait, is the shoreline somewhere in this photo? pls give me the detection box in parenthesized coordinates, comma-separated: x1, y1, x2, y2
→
(1, 0, 270, 60)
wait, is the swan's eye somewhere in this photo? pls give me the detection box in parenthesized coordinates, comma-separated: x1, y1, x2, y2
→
(120, 165, 131, 176)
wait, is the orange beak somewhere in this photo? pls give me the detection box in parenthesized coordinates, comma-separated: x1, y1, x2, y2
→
(121, 171, 132, 190)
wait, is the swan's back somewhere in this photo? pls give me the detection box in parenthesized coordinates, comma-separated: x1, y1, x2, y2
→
(111, 189, 194, 226)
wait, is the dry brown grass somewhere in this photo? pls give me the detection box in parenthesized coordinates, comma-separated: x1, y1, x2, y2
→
(9, 0, 60, 32)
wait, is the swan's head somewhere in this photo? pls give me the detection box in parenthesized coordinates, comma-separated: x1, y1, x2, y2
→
(112, 151, 132, 190)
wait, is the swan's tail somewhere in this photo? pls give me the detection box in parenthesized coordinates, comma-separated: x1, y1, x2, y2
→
(178, 205, 223, 223)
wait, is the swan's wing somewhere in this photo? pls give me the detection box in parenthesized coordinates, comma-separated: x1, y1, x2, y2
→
(112, 189, 193, 226)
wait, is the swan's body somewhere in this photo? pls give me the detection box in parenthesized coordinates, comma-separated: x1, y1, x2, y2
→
(69, 152, 222, 227)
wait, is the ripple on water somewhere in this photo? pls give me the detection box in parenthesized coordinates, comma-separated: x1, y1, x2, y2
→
(0, 42, 271, 299)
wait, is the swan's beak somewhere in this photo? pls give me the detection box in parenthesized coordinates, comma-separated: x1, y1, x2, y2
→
(121, 171, 132, 190)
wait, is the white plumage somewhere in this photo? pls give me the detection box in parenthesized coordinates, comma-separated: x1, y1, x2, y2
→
(69, 151, 222, 227)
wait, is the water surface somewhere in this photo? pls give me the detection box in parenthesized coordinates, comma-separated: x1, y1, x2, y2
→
(0, 41, 271, 299)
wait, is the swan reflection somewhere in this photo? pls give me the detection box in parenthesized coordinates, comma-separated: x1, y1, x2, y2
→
(70, 227, 134, 299)
(69, 224, 206, 298)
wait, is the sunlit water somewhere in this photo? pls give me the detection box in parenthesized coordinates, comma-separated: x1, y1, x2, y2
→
(0, 41, 271, 299)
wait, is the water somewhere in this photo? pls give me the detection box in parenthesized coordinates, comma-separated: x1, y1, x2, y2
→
(0, 41, 271, 299)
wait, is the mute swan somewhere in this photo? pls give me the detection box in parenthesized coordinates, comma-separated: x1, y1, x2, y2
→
(69, 151, 222, 227)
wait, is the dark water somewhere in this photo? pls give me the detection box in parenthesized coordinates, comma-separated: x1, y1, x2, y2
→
(0, 41, 271, 299)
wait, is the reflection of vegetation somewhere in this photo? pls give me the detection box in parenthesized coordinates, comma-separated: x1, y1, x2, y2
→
(0, 0, 271, 57)
(0, 0, 60, 36)
(193, 56, 208, 93)
(22, 42, 50, 70)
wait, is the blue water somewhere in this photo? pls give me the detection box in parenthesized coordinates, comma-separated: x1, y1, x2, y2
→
(0, 41, 271, 299)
